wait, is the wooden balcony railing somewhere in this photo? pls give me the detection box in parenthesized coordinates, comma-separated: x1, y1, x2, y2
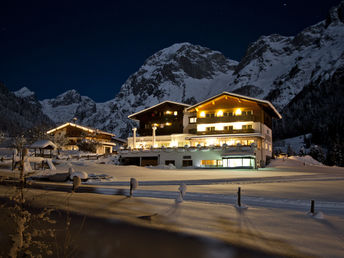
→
(197, 128, 256, 135)
(197, 115, 255, 124)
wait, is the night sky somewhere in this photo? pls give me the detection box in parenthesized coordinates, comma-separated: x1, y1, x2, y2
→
(0, 0, 340, 102)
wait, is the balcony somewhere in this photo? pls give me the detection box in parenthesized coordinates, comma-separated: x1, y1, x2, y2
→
(197, 128, 256, 135)
(197, 114, 255, 124)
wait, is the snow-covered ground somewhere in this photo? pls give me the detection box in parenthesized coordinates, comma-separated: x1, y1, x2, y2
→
(1, 155, 344, 257)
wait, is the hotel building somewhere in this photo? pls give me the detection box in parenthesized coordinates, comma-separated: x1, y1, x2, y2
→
(120, 92, 281, 168)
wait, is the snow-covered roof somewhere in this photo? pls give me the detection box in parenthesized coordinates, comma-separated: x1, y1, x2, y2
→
(112, 137, 127, 144)
(128, 100, 190, 120)
(30, 140, 57, 149)
(46, 122, 115, 136)
(186, 91, 282, 119)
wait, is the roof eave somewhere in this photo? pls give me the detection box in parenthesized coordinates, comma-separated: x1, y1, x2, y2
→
(128, 100, 190, 119)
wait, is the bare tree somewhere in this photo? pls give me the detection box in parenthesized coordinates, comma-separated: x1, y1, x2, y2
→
(53, 133, 69, 154)
(12, 135, 27, 156)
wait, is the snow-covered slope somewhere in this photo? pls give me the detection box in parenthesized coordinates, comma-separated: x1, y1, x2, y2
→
(40, 90, 97, 124)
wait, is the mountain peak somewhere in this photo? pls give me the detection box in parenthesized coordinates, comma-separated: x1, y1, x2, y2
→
(14, 87, 35, 98)
(55, 89, 82, 104)
(326, 1, 344, 27)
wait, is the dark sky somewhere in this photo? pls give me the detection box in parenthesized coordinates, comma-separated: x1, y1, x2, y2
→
(0, 0, 340, 102)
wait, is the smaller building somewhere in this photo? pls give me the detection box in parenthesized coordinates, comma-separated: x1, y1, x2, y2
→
(30, 140, 57, 158)
(46, 122, 116, 154)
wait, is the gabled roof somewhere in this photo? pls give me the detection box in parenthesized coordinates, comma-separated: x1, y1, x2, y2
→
(46, 122, 115, 136)
(186, 91, 282, 119)
(30, 140, 57, 149)
(128, 100, 190, 120)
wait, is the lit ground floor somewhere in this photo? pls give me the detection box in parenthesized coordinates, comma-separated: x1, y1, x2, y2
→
(126, 133, 272, 168)
(120, 145, 260, 169)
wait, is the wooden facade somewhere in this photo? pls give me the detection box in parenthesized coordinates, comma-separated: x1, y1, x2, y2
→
(47, 123, 116, 154)
(128, 101, 190, 136)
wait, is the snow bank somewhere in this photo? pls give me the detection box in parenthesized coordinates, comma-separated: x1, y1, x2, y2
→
(147, 164, 176, 170)
(86, 173, 116, 183)
(70, 171, 88, 180)
(289, 155, 324, 166)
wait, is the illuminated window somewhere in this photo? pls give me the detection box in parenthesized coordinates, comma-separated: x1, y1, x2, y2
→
(165, 122, 172, 126)
(227, 140, 235, 146)
(235, 108, 242, 116)
(200, 160, 221, 167)
(174, 111, 178, 116)
(165, 111, 172, 115)
(216, 110, 223, 117)
(241, 140, 248, 145)
(200, 111, 206, 118)
(248, 140, 255, 145)
(189, 117, 197, 123)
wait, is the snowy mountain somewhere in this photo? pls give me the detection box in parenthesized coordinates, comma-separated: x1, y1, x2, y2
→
(14, 87, 35, 98)
(78, 1, 343, 138)
(11, 1, 344, 145)
(40, 90, 97, 124)
(0, 84, 53, 136)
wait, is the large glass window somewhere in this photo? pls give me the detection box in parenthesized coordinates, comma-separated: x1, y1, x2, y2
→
(242, 158, 251, 167)
(230, 158, 242, 167)
(222, 157, 255, 168)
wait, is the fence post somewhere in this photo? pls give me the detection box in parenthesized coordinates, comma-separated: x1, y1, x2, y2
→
(310, 200, 315, 214)
(237, 187, 241, 207)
